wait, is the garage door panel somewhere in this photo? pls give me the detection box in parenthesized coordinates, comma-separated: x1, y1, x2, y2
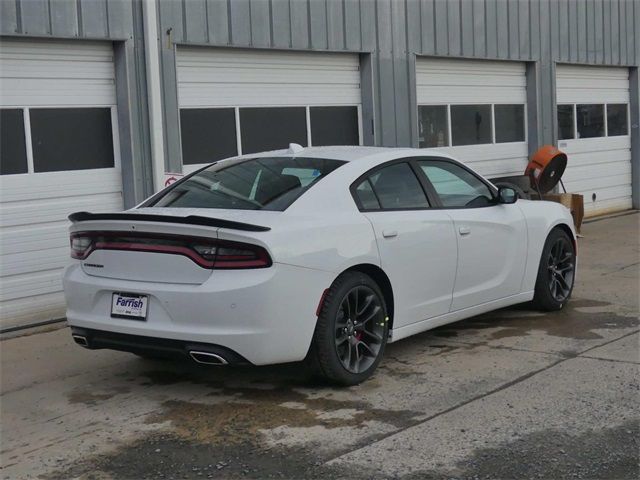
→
(558, 136, 630, 155)
(177, 47, 362, 165)
(178, 47, 361, 108)
(0, 269, 65, 302)
(416, 58, 528, 178)
(562, 161, 631, 182)
(416, 86, 525, 105)
(1, 169, 123, 203)
(0, 38, 123, 328)
(1, 192, 123, 228)
(180, 84, 361, 108)
(1, 224, 68, 256)
(0, 292, 66, 330)
(563, 173, 632, 192)
(556, 64, 632, 217)
(583, 196, 633, 215)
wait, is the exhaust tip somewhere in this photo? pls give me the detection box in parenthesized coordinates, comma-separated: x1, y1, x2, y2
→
(72, 334, 89, 347)
(189, 351, 228, 365)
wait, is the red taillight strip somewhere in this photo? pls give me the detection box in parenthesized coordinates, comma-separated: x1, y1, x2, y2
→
(93, 241, 216, 269)
(70, 231, 272, 269)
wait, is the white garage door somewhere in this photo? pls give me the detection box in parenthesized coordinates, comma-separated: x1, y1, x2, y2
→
(0, 39, 123, 330)
(416, 58, 528, 179)
(556, 65, 632, 217)
(176, 47, 362, 173)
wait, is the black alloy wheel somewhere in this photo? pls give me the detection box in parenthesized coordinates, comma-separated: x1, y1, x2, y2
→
(546, 236, 575, 302)
(307, 271, 389, 385)
(533, 228, 576, 311)
(334, 285, 385, 374)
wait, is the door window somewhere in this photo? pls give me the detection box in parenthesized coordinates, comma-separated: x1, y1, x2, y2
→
(354, 162, 429, 210)
(0, 109, 28, 175)
(576, 104, 605, 138)
(418, 160, 494, 208)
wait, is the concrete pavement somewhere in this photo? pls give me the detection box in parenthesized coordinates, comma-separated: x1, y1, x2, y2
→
(1, 212, 638, 479)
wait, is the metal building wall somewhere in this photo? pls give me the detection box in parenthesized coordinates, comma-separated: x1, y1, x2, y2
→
(0, 0, 154, 206)
(1, 0, 639, 207)
(156, 1, 639, 145)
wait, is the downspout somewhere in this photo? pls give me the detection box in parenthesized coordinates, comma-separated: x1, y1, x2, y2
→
(142, 0, 166, 193)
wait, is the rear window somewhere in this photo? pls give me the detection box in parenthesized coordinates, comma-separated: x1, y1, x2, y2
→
(150, 157, 345, 211)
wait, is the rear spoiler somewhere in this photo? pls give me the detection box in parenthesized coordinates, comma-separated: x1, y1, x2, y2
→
(68, 211, 271, 232)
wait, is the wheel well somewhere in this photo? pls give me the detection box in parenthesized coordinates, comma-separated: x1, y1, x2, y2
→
(343, 264, 395, 329)
(552, 223, 576, 251)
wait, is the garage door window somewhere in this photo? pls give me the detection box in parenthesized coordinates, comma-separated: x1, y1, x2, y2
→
(180, 108, 237, 165)
(418, 104, 526, 148)
(494, 105, 525, 143)
(557, 103, 629, 140)
(1, 107, 116, 175)
(30, 108, 115, 172)
(576, 104, 605, 139)
(240, 107, 307, 155)
(0, 109, 28, 175)
(179, 105, 361, 165)
(607, 104, 628, 136)
(418, 106, 449, 148)
(557, 105, 575, 139)
(310, 106, 359, 146)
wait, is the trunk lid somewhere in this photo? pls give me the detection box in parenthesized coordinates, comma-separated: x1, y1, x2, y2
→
(69, 208, 277, 284)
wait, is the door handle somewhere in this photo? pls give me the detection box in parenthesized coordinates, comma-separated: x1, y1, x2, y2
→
(382, 230, 398, 238)
(458, 226, 471, 236)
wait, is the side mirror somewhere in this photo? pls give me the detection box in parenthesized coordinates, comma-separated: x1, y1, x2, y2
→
(497, 186, 518, 204)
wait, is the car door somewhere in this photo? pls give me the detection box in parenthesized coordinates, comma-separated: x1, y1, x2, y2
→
(416, 159, 528, 311)
(352, 161, 457, 328)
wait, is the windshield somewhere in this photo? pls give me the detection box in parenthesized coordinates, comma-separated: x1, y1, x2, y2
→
(149, 157, 346, 211)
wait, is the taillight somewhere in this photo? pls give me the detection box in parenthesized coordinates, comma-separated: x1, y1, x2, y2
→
(70, 234, 92, 259)
(69, 232, 272, 269)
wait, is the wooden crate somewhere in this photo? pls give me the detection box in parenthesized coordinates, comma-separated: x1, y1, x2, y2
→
(543, 193, 585, 234)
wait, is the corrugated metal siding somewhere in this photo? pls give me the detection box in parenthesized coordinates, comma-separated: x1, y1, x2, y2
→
(0, 0, 134, 39)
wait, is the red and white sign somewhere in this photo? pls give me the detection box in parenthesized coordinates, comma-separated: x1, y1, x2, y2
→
(163, 172, 184, 188)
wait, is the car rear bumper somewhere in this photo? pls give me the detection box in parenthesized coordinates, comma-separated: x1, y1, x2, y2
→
(63, 262, 333, 365)
(70, 327, 251, 365)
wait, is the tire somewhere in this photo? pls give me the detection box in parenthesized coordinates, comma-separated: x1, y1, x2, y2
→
(307, 271, 389, 386)
(532, 228, 576, 311)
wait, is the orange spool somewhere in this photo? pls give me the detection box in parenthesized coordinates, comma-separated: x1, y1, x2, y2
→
(525, 145, 568, 194)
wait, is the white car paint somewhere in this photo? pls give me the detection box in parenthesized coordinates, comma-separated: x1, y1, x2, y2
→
(63, 146, 576, 365)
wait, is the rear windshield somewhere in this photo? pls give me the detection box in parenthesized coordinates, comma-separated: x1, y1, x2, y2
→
(149, 157, 345, 211)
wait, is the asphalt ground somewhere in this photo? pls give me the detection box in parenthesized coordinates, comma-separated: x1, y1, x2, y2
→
(1, 211, 638, 479)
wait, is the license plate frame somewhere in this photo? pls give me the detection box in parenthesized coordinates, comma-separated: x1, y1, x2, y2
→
(111, 292, 148, 320)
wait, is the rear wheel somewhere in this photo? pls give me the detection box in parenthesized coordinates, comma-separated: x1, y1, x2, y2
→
(307, 272, 389, 386)
(532, 228, 576, 311)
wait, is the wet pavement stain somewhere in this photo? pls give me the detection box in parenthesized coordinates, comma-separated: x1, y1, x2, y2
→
(67, 385, 131, 406)
(431, 298, 639, 341)
(144, 387, 423, 446)
(49, 386, 424, 480)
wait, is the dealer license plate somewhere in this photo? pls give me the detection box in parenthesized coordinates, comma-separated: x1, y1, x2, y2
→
(111, 293, 148, 320)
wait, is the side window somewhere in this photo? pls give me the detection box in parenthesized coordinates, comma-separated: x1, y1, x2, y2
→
(354, 179, 381, 210)
(418, 160, 494, 208)
(355, 162, 429, 210)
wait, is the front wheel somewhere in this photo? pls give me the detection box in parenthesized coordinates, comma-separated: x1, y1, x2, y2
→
(532, 228, 576, 311)
(307, 272, 389, 386)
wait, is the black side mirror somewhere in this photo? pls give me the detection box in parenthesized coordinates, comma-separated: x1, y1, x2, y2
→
(498, 186, 518, 204)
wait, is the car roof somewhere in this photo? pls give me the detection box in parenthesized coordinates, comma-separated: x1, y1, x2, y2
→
(233, 145, 457, 162)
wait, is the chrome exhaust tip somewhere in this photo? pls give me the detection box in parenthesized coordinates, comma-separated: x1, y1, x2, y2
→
(72, 334, 89, 347)
(189, 351, 228, 365)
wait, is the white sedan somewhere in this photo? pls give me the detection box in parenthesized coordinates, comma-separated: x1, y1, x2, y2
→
(63, 146, 576, 385)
